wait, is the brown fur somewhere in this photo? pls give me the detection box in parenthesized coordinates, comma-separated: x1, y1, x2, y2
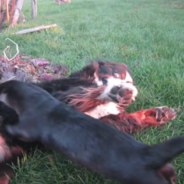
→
(64, 86, 106, 112)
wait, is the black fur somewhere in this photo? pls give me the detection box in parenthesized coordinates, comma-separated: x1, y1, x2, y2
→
(0, 80, 183, 184)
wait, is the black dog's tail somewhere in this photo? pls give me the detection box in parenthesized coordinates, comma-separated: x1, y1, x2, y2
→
(146, 135, 184, 169)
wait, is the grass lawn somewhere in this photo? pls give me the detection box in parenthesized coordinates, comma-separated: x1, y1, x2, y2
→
(1, 0, 184, 183)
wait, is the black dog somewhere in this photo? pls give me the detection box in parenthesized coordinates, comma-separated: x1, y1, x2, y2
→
(0, 61, 175, 184)
(0, 80, 182, 184)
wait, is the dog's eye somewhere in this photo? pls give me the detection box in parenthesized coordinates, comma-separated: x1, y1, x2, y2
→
(102, 78, 108, 85)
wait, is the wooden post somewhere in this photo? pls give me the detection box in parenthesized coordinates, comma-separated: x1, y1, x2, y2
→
(5, 0, 10, 25)
(10, 0, 24, 27)
(0, 0, 6, 30)
(10, 0, 16, 22)
(31, 0, 37, 19)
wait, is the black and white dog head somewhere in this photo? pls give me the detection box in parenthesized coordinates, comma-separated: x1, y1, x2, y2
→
(35, 60, 138, 119)
(70, 60, 138, 106)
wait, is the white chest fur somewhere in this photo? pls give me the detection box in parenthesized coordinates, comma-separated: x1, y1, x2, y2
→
(85, 102, 121, 119)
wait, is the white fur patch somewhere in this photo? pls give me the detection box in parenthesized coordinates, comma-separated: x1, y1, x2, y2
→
(94, 77, 103, 86)
(94, 71, 133, 86)
(124, 71, 133, 84)
(97, 77, 138, 101)
(98, 77, 122, 100)
(85, 102, 120, 119)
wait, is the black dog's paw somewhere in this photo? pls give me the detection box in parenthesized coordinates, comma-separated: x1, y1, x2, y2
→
(109, 83, 138, 107)
(5, 122, 39, 142)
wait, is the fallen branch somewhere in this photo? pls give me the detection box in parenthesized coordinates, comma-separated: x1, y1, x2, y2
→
(14, 24, 57, 35)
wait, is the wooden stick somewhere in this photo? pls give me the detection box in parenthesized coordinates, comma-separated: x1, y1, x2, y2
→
(14, 24, 57, 35)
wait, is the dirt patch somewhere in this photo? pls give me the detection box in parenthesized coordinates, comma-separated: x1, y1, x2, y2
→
(0, 54, 68, 83)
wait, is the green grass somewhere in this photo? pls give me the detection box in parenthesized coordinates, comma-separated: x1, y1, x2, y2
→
(1, 0, 184, 183)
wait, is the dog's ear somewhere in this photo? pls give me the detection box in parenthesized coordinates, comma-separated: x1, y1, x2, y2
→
(96, 60, 106, 67)
(83, 64, 97, 77)
(0, 83, 6, 94)
(0, 81, 16, 108)
(0, 80, 18, 94)
(69, 63, 97, 79)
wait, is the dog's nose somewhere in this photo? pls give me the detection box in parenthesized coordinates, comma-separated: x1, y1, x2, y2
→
(118, 88, 133, 98)
(118, 82, 138, 101)
(110, 86, 121, 95)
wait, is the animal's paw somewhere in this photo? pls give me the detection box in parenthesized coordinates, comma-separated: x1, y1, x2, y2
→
(158, 163, 176, 184)
(154, 106, 176, 124)
(5, 123, 39, 142)
(109, 83, 138, 107)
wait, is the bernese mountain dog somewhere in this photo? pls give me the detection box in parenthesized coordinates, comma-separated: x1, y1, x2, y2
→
(37, 60, 176, 133)
(0, 80, 180, 184)
(0, 60, 176, 183)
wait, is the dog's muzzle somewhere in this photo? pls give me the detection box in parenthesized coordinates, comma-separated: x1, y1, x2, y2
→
(97, 77, 138, 105)
(108, 83, 138, 104)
